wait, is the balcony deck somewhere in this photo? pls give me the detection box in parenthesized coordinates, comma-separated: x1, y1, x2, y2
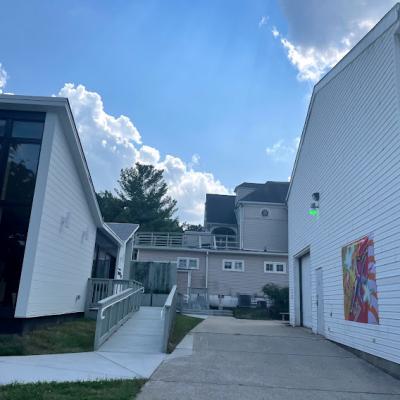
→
(134, 232, 240, 250)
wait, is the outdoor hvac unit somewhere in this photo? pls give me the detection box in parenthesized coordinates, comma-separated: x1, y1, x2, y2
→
(237, 294, 251, 308)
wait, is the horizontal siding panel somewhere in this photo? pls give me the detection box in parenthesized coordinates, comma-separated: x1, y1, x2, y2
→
(25, 115, 97, 317)
(288, 24, 400, 363)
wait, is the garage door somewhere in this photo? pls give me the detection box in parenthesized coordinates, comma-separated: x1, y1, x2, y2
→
(301, 254, 312, 328)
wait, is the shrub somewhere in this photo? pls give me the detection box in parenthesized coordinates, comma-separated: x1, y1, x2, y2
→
(262, 283, 289, 318)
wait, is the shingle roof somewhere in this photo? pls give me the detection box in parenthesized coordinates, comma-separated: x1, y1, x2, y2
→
(205, 194, 236, 225)
(105, 223, 139, 241)
(240, 181, 289, 203)
(234, 182, 265, 191)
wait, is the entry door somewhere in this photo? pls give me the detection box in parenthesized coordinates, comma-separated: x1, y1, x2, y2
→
(177, 270, 189, 297)
(300, 254, 312, 328)
(316, 268, 325, 335)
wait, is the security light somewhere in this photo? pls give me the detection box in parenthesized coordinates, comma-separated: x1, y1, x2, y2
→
(312, 192, 320, 201)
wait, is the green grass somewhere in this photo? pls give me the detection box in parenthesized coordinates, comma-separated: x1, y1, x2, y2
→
(0, 379, 146, 400)
(0, 319, 96, 356)
(233, 307, 272, 320)
(167, 314, 202, 353)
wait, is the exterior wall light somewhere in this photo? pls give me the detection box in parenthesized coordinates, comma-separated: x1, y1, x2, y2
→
(309, 193, 320, 217)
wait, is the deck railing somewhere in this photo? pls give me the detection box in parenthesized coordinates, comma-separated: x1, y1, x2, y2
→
(94, 285, 144, 350)
(135, 232, 240, 250)
(161, 285, 178, 353)
(86, 278, 143, 313)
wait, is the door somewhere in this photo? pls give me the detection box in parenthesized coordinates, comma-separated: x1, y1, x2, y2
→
(177, 270, 189, 298)
(316, 268, 325, 335)
(300, 253, 312, 328)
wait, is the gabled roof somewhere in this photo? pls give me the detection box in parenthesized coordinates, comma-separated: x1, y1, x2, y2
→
(205, 194, 236, 225)
(106, 223, 139, 242)
(0, 94, 125, 246)
(240, 181, 289, 204)
(287, 3, 400, 200)
(0, 94, 104, 227)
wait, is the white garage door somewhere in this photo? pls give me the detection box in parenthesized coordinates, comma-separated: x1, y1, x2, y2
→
(301, 254, 312, 328)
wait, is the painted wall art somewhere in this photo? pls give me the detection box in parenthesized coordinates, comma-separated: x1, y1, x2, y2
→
(342, 235, 379, 324)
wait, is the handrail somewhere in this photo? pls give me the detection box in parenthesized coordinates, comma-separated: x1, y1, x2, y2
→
(94, 283, 144, 350)
(161, 285, 177, 353)
(135, 232, 239, 250)
(99, 286, 144, 319)
(85, 278, 142, 315)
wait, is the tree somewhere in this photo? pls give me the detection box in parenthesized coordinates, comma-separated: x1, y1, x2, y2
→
(97, 163, 181, 232)
(96, 190, 124, 222)
(262, 283, 289, 318)
(181, 223, 204, 232)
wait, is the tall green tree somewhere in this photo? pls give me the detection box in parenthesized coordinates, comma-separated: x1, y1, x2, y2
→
(96, 190, 124, 222)
(97, 163, 181, 231)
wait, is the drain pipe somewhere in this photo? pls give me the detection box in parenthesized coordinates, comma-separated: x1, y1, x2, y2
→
(205, 250, 209, 289)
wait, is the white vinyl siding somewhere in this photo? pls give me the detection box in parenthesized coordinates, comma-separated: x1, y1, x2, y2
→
(137, 249, 288, 297)
(288, 18, 400, 364)
(240, 203, 288, 252)
(17, 114, 97, 317)
(222, 259, 244, 272)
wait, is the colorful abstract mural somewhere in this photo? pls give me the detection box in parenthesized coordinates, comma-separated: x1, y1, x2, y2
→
(342, 236, 379, 324)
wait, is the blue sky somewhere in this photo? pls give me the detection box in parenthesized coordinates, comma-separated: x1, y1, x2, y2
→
(0, 0, 396, 222)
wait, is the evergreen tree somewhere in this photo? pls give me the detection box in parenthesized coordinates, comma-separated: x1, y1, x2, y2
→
(97, 163, 181, 231)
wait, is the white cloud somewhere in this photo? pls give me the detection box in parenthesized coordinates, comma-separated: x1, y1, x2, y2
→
(0, 63, 8, 93)
(275, 1, 398, 82)
(271, 27, 280, 38)
(277, 35, 348, 82)
(160, 155, 229, 222)
(58, 83, 230, 223)
(259, 16, 269, 28)
(137, 145, 160, 164)
(191, 154, 200, 165)
(266, 137, 300, 162)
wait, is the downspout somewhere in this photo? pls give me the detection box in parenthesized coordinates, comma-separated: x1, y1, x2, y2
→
(205, 251, 209, 289)
(240, 204, 244, 249)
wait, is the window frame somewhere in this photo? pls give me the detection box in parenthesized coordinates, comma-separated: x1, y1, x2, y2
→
(177, 257, 200, 270)
(264, 261, 287, 274)
(0, 112, 45, 208)
(222, 259, 245, 272)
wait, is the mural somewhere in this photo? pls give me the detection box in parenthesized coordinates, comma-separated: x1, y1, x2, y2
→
(342, 235, 379, 324)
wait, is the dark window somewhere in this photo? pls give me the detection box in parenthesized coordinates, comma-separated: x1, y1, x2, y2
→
(11, 121, 44, 140)
(0, 120, 6, 137)
(1, 143, 41, 202)
(0, 206, 31, 308)
(0, 111, 45, 313)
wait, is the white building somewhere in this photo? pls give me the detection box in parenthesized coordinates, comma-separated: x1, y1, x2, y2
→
(0, 95, 136, 332)
(288, 4, 400, 370)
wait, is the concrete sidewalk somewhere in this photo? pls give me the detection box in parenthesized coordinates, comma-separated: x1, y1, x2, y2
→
(0, 306, 166, 385)
(138, 317, 400, 400)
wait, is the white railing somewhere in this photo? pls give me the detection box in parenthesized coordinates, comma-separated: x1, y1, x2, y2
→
(135, 232, 240, 250)
(85, 278, 142, 313)
(94, 285, 144, 350)
(161, 285, 177, 353)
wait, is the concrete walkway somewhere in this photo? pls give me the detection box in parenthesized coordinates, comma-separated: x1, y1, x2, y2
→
(0, 306, 166, 385)
(138, 317, 400, 400)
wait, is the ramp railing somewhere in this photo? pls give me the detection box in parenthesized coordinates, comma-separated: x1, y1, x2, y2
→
(161, 285, 177, 353)
(94, 284, 144, 350)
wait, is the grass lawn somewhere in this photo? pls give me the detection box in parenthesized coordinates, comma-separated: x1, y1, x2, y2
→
(0, 319, 96, 356)
(233, 307, 272, 320)
(0, 379, 146, 400)
(167, 314, 202, 353)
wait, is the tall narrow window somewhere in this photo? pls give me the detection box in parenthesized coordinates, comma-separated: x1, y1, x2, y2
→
(0, 111, 45, 313)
